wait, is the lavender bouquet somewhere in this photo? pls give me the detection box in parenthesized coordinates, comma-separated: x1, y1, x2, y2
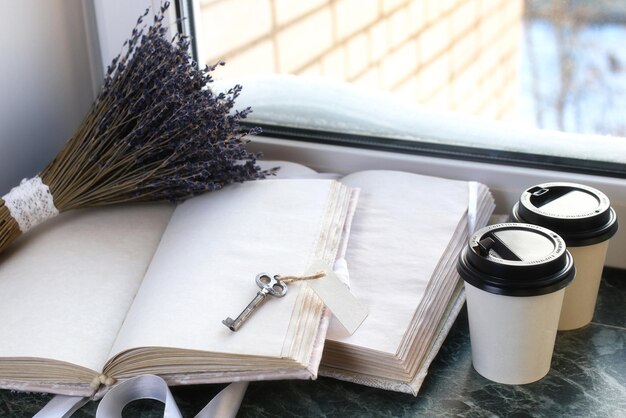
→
(0, 3, 271, 255)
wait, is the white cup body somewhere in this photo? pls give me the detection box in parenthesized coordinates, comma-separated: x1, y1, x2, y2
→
(558, 240, 610, 330)
(465, 282, 565, 384)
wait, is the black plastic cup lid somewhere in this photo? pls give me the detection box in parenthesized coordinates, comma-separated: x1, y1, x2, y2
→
(511, 182, 618, 246)
(457, 223, 575, 296)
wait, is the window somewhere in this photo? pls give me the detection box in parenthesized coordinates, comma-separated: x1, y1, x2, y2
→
(184, 0, 626, 176)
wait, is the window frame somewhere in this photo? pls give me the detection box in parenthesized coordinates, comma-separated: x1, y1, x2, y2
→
(250, 122, 626, 179)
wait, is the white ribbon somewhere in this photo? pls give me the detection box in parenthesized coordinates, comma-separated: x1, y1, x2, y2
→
(1, 176, 59, 232)
(95, 375, 183, 417)
(193, 380, 248, 418)
(33, 395, 89, 418)
(34, 376, 248, 418)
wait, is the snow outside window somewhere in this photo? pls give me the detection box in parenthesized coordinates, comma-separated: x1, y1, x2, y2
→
(188, 0, 626, 173)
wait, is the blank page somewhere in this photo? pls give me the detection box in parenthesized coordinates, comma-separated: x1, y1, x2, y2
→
(327, 171, 468, 354)
(0, 204, 173, 372)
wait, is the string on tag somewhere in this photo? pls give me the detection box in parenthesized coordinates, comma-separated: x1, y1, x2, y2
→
(276, 271, 326, 284)
(90, 374, 117, 391)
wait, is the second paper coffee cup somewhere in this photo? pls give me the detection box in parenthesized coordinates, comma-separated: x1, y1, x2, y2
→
(511, 182, 618, 330)
(457, 223, 575, 384)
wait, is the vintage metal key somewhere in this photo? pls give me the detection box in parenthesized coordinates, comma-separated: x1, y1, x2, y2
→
(222, 273, 288, 331)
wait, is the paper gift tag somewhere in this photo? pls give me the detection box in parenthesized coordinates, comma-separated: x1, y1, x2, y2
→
(306, 260, 368, 335)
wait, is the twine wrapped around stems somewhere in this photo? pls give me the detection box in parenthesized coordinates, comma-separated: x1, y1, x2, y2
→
(0, 2, 273, 255)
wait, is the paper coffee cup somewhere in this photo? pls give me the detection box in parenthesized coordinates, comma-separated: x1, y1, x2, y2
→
(457, 223, 575, 384)
(511, 182, 618, 330)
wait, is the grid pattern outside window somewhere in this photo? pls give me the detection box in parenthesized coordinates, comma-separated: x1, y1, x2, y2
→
(197, 0, 522, 121)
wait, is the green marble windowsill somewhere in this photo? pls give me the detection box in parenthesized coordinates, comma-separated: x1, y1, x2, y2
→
(1, 269, 624, 417)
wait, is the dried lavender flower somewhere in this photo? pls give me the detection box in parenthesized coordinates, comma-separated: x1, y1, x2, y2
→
(0, 2, 273, 254)
(39, 2, 274, 209)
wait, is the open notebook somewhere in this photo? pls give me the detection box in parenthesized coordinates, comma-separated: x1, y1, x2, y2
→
(0, 161, 493, 400)
(0, 178, 356, 397)
(267, 162, 495, 395)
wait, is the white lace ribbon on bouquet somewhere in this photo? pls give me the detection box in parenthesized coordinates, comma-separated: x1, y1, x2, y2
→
(33, 376, 248, 418)
(2, 176, 59, 231)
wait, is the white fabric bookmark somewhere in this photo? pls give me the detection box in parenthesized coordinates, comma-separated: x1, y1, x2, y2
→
(468, 181, 479, 234)
(34, 376, 248, 418)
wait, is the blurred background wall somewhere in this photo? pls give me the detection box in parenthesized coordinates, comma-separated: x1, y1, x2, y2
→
(197, 0, 523, 121)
